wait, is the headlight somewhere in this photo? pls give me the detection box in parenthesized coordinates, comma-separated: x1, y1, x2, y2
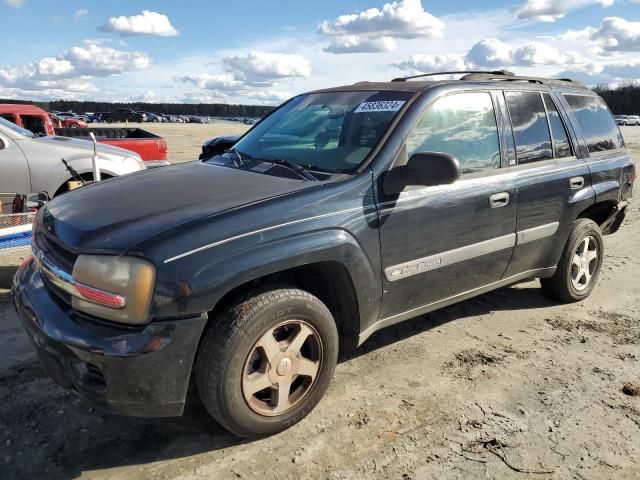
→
(72, 255, 156, 325)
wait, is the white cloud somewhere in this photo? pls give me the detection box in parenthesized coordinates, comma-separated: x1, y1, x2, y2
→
(589, 17, 640, 52)
(244, 90, 291, 103)
(465, 38, 583, 68)
(64, 40, 151, 75)
(222, 51, 311, 85)
(324, 36, 397, 54)
(318, 0, 444, 39)
(318, 0, 444, 55)
(74, 9, 88, 22)
(178, 73, 244, 90)
(466, 38, 514, 67)
(4, 0, 25, 7)
(516, 0, 615, 22)
(0, 40, 151, 99)
(100, 10, 178, 37)
(394, 53, 467, 72)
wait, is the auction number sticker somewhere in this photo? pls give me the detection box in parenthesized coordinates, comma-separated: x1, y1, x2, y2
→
(354, 100, 406, 113)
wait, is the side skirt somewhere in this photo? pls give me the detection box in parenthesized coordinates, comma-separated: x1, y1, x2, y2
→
(357, 267, 556, 346)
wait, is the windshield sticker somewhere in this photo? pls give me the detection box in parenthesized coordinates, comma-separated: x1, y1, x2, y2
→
(354, 100, 406, 113)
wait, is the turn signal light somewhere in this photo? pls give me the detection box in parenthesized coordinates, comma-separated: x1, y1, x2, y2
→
(74, 283, 126, 309)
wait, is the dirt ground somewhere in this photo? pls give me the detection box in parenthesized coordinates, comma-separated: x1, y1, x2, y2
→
(93, 120, 250, 163)
(0, 127, 639, 480)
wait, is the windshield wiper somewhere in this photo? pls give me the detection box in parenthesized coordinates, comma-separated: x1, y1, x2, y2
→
(260, 157, 317, 181)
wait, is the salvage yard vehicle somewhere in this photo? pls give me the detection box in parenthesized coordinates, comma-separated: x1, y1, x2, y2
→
(0, 104, 168, 167)
(0, 103, 55, 136)
(49, 113, 87, 129)
(103, 108, 146, 123)
(13, 71, 634, 438)
(0, 116, 146, 198)
(56, 127, 169, 167)
(622, 115, 640, 126)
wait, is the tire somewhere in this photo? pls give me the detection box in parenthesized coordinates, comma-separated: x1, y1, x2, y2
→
(105, 117, 114, 123)
(541, 218, 604, 302)
(196, 288, 339, 438)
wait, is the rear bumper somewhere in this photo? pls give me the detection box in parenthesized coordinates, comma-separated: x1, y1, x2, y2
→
(12, 258, 207, 417)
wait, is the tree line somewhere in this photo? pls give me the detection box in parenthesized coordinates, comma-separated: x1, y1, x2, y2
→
(0, 99, 275, 117)
(593, 82, 640, 115)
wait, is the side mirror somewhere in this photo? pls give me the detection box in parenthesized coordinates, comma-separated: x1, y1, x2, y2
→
(200, 135, 241, 160)
(384, 152, 461, 195)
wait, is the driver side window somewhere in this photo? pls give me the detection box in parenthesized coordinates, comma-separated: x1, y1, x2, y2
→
(406, 92, 501, 175)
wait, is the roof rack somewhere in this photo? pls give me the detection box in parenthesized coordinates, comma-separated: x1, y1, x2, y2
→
(391, 70, 584, 88)
(391, 70, 515, 82)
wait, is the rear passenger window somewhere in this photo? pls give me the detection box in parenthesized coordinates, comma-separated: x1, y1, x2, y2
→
(542, 93, 572, 158)
(563, 94, 624, 153)
(406, 92, 500, 175)
(505, 91, 553, 164)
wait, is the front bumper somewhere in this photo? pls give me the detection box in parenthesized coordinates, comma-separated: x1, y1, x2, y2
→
(12, 258, 208, 417)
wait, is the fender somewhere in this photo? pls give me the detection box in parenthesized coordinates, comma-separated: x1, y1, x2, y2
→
(150, 228, 382, 335)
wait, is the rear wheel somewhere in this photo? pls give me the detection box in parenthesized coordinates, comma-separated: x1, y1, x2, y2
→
(541, 219, 604, 302)
(105, 117, 114, 123)
(196, 288, 338, 438)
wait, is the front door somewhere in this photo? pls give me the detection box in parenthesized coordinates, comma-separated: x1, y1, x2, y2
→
(0, 133, 30, 213)
(377, 90, 516, 321)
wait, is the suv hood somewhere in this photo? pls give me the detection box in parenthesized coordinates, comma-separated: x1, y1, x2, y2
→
(43, 161, 315, 251)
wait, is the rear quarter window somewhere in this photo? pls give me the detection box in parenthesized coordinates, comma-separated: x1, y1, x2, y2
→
(563, 94, 624, 153)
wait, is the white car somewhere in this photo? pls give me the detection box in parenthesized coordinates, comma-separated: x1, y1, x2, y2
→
(623, 115, 640, 126)
(0, 116, 146, 208)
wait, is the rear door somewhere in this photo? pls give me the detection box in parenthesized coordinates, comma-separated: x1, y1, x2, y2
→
(377, 90, 517, 321)
(502, 89, 592, 276)
(560, 93, 632, 207)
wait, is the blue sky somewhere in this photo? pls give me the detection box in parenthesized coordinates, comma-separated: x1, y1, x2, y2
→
(1, 0, 639, 104)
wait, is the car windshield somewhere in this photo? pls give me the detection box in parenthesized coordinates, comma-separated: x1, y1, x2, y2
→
(232, 90, 413, 173)
(0, 116, 35, 137)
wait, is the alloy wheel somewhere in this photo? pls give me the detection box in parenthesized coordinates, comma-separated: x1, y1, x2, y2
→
(571, 236, 598, 291)
(242, 320, 322, 416)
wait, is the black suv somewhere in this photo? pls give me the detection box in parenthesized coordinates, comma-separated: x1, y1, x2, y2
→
(103, 108, 146, 123)
(13, 71, 634, 438)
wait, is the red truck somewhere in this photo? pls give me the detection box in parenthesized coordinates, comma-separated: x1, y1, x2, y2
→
(0, 104, 169, 167)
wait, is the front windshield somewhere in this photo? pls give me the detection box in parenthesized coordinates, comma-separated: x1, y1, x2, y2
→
(233, 90, 413, 173)
(0, 116, 35, 138)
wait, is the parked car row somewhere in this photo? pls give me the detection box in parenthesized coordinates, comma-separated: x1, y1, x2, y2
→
(615, 115, 640, 125)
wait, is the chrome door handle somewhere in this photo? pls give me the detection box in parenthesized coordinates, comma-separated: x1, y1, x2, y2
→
(489, 192, 510, 208)
(570, 176, 584, 189)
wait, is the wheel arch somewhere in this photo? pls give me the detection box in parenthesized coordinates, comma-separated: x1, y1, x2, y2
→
(576, 200, 620, 233)
(173, 229, 381, 351)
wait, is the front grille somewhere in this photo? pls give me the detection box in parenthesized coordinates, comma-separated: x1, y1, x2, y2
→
(33, 231, 77, 272)
(32, 229, 77, 307)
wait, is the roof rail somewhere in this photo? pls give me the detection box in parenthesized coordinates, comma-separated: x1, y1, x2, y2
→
(391, 70, 584, 88)
(461, 72, 584, 87)
(391, 70, 515, 82)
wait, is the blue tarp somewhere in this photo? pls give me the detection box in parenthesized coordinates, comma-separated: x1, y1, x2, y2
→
(0, 231, 32, 249)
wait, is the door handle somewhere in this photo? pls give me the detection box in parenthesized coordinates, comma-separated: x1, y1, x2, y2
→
(569, 176, 584, 189)
(489, 192, 510, 208)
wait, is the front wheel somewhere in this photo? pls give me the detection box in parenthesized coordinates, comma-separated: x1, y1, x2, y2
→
(196, 288, 339, 438)
(541, 218, 604, 302)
